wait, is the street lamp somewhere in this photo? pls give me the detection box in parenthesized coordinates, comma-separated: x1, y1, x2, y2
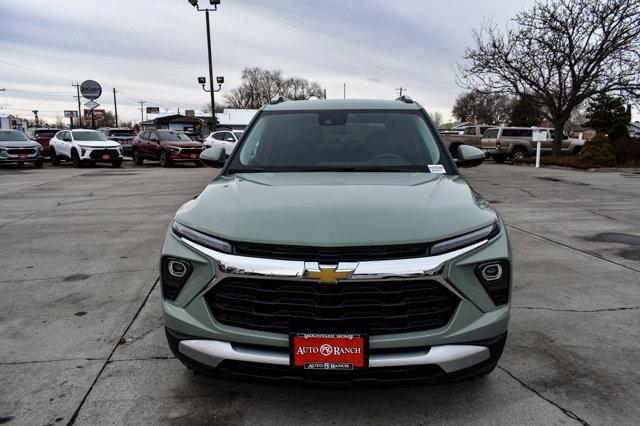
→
(188, 0, 221, 132)
(197, 76, 224, 93)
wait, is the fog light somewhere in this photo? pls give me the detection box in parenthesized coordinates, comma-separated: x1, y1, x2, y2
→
(475, 260, 510, 306)
(168, 260, 188, 278)
(162, 257, 193, 301)
(481, 263, 503, 281)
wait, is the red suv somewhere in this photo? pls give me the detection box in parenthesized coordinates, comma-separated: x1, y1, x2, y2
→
(27, 128, 60, 156)
(132, 130, 205, 167)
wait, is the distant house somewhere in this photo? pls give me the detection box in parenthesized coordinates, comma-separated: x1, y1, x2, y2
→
(629, 122, 640, 137)
(0, 114, 28, 131)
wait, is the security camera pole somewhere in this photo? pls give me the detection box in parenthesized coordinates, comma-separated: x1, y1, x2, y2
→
(188, 0, 221, 131)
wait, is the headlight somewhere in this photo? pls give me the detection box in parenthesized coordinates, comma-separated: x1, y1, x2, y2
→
(430, 222, 500, 256)
(172, 221, 233, 253)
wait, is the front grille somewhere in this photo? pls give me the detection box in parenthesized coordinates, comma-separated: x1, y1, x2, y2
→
(234, 242, 429, 262)
(179, 148, 203, 155)
(7, 148, 36, 155)
(89, 149, 120, 160)
(205, 278, 459, 335)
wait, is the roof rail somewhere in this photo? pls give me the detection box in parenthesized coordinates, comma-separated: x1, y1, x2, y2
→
(269, 95, 288, 105)
(395, 94, 413, 104)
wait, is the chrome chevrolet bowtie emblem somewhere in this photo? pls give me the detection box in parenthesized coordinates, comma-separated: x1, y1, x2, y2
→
(304, 264, 356, 284)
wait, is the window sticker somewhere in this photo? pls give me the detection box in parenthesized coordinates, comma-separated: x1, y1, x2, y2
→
(428, 164, 446, 174)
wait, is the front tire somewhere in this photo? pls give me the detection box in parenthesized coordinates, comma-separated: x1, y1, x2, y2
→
(50, 147, 61, 166)
(132, 149, 144, 166)
(34, 160, 44, 168)
(194, 161, 203, 167)
(112, 159, 123, 168)
(71, 149, 83, 168)
(159, 151, 170, 168)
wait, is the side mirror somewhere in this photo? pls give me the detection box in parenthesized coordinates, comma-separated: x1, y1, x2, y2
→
(455, 145, 485, 168)
(200, 147, 226, 167)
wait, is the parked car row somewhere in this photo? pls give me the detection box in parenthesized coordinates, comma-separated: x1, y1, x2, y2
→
(1, 127, 244, 169)
(441, 125, 585, 163)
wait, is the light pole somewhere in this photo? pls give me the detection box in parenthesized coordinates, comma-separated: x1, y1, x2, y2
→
(188, 0, 220, 132)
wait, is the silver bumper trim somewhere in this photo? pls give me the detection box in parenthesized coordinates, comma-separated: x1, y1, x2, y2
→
(179, 340, 490, 373)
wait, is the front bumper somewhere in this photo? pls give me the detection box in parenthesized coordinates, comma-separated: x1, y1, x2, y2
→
(161, 222, 511, 383)
(0, 151, 43, 163)
(79, 147, 123, 162)
(167, 328, 506, 386)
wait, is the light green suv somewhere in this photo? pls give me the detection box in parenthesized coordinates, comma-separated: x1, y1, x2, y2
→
(161, 97, 511, 386)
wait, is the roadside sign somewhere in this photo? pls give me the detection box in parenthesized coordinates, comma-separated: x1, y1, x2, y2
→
(84, 109, 105, 120)
(80, 80, 102, 100)
(64, 110, 78, 118)
(532, 127, 547, 142)
(84, 100, 100, 109)
(185, 109, 195, 117)
(146, 107, 160, 114)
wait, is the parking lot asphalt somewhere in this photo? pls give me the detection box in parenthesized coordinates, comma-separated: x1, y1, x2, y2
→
(1, 161, 639, 425)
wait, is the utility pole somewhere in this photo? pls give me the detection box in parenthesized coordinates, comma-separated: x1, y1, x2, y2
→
(323, 88, 327, 99)
(112, 88, 118, 127)
(205, 9, 216, 131)
(138, 100, 146, 123)
(343, 83, 346, 99)
(395, 86, 407, 97)
(72, 82, 82, 127)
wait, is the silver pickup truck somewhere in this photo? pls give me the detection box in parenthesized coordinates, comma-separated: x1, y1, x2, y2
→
(441, 125, 493, 158)
(479, 127, 585, 163)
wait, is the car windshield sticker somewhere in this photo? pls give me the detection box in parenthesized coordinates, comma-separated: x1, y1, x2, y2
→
(428, 164, 446, 173)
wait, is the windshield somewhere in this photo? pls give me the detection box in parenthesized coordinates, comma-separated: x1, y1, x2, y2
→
(73, 131, 108, 141)
(160, 131, 192, 141)
(110, 130, 135, 137)
(229, 110, 448, 172)
(0, 131, 29, 141)
(35, 130, 58, 137)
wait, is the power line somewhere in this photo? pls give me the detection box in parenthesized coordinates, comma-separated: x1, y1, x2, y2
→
(0, 59, 75, 83)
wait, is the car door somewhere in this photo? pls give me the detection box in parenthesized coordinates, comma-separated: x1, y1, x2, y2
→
(136, 131, 148, 157)
(59, 131, 73, 157)
(149, 131, 161, 159)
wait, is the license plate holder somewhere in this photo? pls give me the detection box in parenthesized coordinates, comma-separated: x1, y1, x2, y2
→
(190, 154, 198, 159)
(18, 154, 28, 159)
(290, 333, 367, 370)
(102, 154, 111, 160)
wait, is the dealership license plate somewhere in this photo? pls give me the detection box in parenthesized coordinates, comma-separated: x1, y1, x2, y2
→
(18, 154, 28, 159)
(291, 333, 366, 370)
(102, 154, 111, 160)
(190, 154, 198, 159)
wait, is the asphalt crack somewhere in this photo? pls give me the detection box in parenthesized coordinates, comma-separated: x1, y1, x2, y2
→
(67, 277, 160, 425)
(514, 306, 640, 313)
(506, 224, 640, 274)
(498, 365, 589, 425)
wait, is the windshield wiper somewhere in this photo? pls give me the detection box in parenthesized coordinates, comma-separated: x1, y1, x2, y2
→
(298, 167, 417, 172)
(226, 167, 266, 173)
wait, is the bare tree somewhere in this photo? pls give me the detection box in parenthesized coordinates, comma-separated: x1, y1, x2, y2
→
(430, 111, 444, 126)
(458, 0, 640, 155)
(224, 68, 324, 109)
(452, 91, 512, 124)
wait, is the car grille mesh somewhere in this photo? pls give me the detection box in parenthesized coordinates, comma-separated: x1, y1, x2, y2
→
(233, 242, 429, 262)
(205, 278, 459, 335)
(7, 148, 36, 155)
(89, 149, 120, 160)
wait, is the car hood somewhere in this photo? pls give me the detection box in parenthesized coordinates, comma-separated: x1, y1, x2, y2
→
(175, 172, 498, 246)
(76, 140, 121, 148)
(0, 140, 41, 148)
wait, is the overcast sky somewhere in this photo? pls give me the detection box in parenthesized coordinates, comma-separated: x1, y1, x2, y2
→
(0, 0, 535, 124)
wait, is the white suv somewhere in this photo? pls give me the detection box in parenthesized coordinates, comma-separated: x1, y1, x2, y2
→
(203, 130, 243, 156)
(49, 129, 123, 168)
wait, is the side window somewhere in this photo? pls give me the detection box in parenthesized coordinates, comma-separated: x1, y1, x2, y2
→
(479, 127, 490, 135)
(213, 132, 226, 141)
(464, 127, 475, 135)
(483, 129, 498, 139)
(139, 131, 148, 139)
(152, 132, 160, 141)
(502, 129, 517, 137)
(520, 129, 533, 138)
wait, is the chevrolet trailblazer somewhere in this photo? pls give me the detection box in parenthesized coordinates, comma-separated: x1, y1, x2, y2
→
(160, 97, 511, 385)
